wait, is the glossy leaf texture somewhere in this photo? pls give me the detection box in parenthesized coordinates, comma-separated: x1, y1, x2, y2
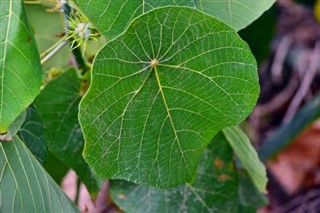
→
(0, 0, 43, 132)
(110, 132, 239, 213)
(77, 0, 275, 39)
(223, 126, 267, 193)
(35, 68, 102, 196)
(17, 105, 46, 165)
(0, 137, 78, 213)
(79, 7, 259, 188)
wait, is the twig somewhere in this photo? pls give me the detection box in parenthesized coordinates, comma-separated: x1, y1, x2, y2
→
(253, 74, 299, 116)
(40, 39, 68, 65)
(271, 36, 293, 84)
(283, 42, 320, 123)
(74, 177, 81, 205)
(40, 35, 67, 58)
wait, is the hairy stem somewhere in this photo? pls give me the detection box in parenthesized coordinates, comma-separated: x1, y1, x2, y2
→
(63, 2, 89, 73)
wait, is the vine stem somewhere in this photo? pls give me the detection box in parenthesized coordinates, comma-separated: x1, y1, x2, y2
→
(74, 177, 81, 205)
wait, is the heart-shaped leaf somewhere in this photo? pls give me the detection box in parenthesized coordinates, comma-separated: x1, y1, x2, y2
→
(0, 0, 43, 132)
(79, 6, 259, 188)
(77, 0, 275, 39)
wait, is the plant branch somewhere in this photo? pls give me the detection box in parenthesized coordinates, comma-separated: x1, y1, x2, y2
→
(40, 35, 68, 58)
(283, 42, 320, 123)
(40, 39, 68, 65)
(74, 178, 81, 205)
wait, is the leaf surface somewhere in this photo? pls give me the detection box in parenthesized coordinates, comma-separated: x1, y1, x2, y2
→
(110, 132, 239, 213)
(0, 0, 43, 132)
(35, 68, 101, 196)
(77, 0, 275, 39)
(223, 126, 267, 193)
(0, 137, 78, 213)
(17, 105, 46, 165)
(79, 7, 259, 188)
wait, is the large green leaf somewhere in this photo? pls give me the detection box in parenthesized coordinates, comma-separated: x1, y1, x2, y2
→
(0, 0, 43, 132)
(110, 132, 239, 213)
(76, 0, 275, 39)
(79, 7, 259, 188)
(223, 126, 267, 193)
(0, 137, 78, 212)
(17, 105, 46, 165)
(35, 68, 102, 196)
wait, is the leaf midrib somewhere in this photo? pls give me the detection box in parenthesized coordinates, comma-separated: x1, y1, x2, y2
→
(154, 65, 191, 177)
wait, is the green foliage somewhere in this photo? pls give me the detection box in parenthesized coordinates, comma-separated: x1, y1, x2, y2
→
(0, 0, 276, 211)
(35, 68, 102, 196)
(0, 0, 43, 133)
(25, 4, 71, 70)
(79, 6, 259, 188)
(44, 151, 69, 185)
(17, 105, 46, 165)
(223, 126, 267, 192)
(238, 172, 268, 211)
(1, 110, 26, 141)
(0, 137, 78, 212)
(239, 5, 276, 63)
(77, 0, 275, 39)
(110, 132, 239, 213)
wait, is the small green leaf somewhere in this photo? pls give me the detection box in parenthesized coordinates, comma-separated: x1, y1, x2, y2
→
(35, 68, 102, 196)
(110, 132, 239, 213)
(17, 105, 46, 165)
(77, 0, 275, 39)
(223, 126, 267, 193)
(79, 7, 259, 188)
(0, 137, 79, 212)
(0, 0, 43, 132)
